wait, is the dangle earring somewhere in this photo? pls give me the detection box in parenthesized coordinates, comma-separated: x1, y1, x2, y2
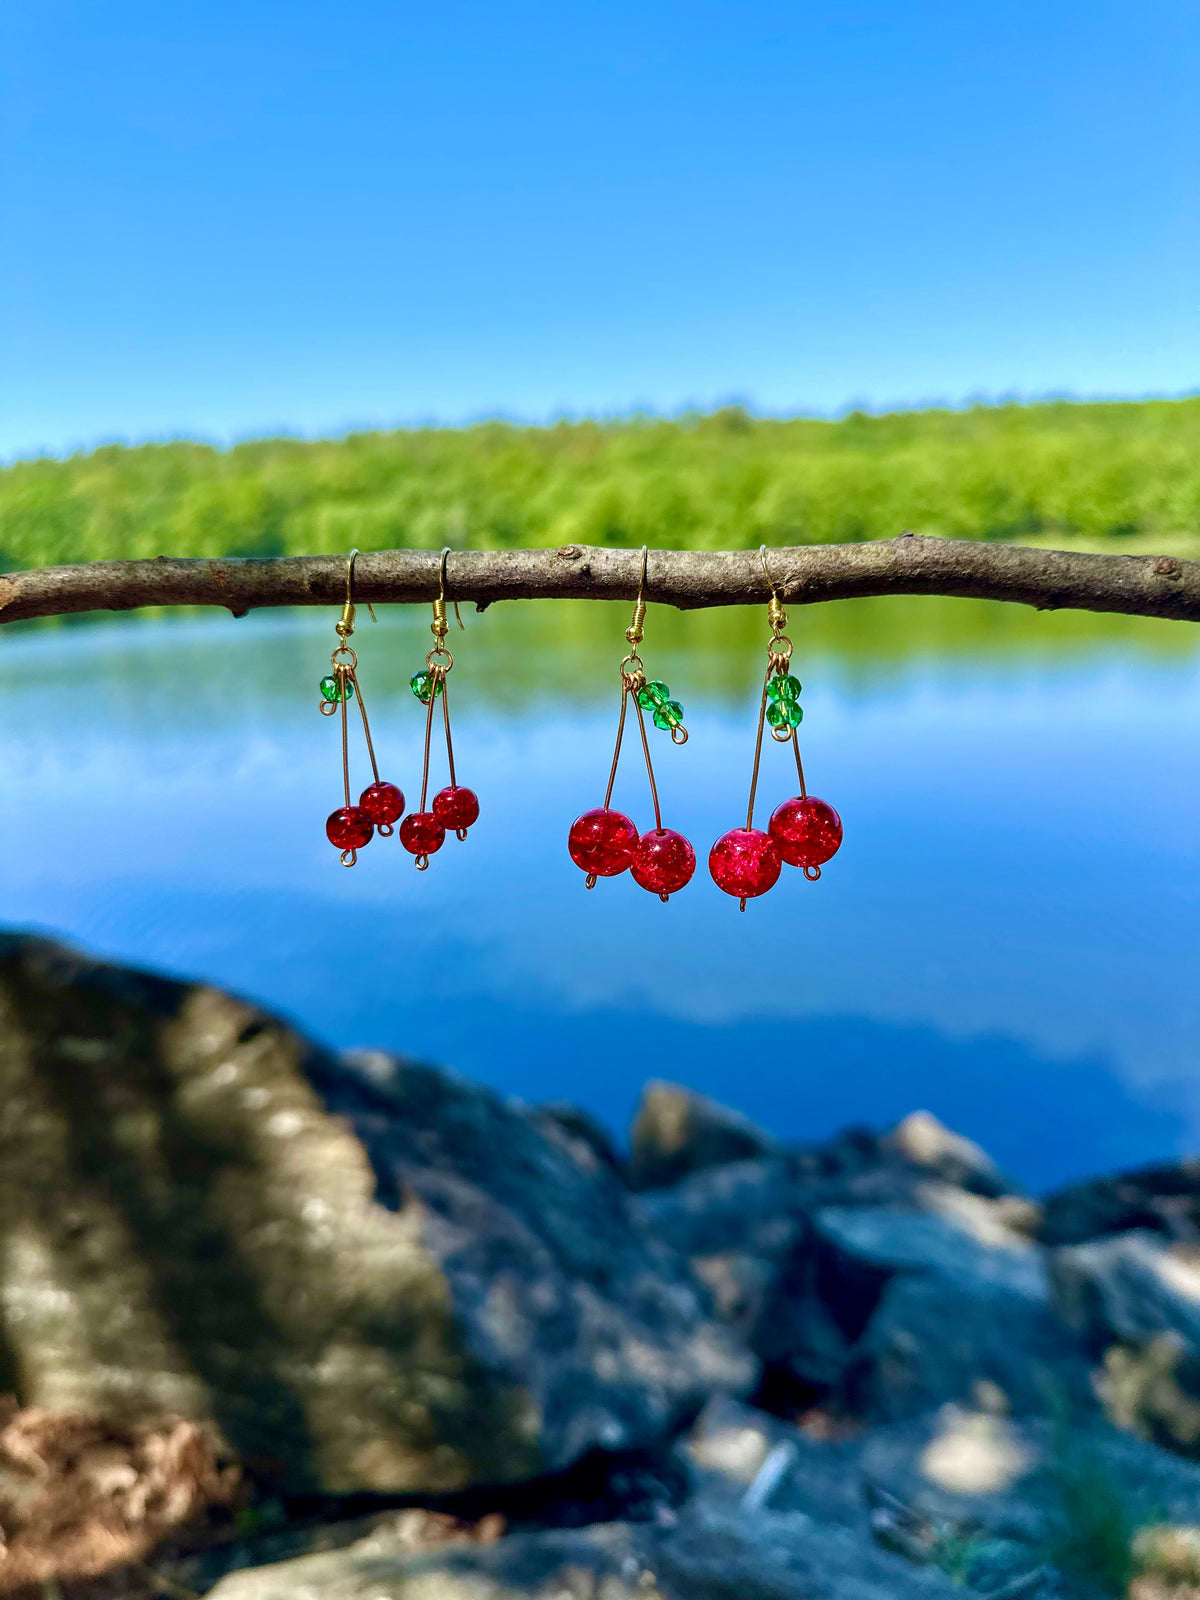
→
(568, 546, 696, 900)
(709, 545, 843, 909)
(399, 547, 480, 869)
(319, 550, 405, 865)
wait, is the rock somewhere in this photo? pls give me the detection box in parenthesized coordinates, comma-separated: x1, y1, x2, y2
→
(1051, 1231, 1200, 1353)
(629, 1080, 775, 1191)
(883, 1111, 1020, 1202)
(527, 1101, 625, 1176)
(1042, 1160, 1200, 1246)
(204, 1502, 968, 1600)
(1050, 1230, 1200, 1454)
(0, 934, 751, 1495)
(812, 1207, 1090, 1421)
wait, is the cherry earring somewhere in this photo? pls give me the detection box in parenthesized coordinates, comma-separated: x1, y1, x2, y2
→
(319, 549, 405, 865)
(400, 547, 480, 869)
(568, 546, 696, 901)
(709, 545, 842, 909)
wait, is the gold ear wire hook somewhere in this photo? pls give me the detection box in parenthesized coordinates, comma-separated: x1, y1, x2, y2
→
(760, 544, 787, 634)
(626, 545, 648, 647)
(432, 546, 463, 646)
(339, 549, 376, 639)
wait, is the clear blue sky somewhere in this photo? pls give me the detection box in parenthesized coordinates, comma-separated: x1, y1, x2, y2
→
(2, 1, 1196, 458)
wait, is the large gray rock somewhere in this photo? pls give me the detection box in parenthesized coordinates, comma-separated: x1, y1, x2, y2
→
(203, 1504, 968, 1600)
(1041, 1160, 1200, 1246)
(628, 1080, 775, 1191)
(0, 934, 751, 1494)
(1050, 1230, 1200, 1454)
(814, 1207, 1090, 1420)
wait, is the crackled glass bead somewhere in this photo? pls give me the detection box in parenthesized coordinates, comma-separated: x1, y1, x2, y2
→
(359, 781, 405, 825)
(320, 674, 354, 703)
(766, 700, 803, 730)
(708, 827, 781, 900)
(410, 670, 443, 704)
(636, 680, 671, 710)
(399, 811, 446, 856)
(767, 674, 802, 703)
(769, 796, 843, 869)
(568, 808, 638, 877)
(653, 700, 684, 731)
(433, 785, 480, 831)
(326, 806, 373, 851)
(630, 828, 696, 896)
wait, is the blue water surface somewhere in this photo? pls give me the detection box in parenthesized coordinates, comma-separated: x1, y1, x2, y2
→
(1, 597, 1196, 1192)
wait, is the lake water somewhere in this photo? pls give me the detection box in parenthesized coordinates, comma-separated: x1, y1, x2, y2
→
(1, 595, 1196, 1193)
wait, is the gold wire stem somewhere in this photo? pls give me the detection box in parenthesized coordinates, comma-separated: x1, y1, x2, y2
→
(744, 664, 773, 831)
(791, 727, 807, 797)
(441, 673, 458, 790)
(349, 668, 382, 786)
(339, 673, 352, 811)
(602, 683, 631, 810)
(418, 675, 439, 813)
(631, 697, 663, 833)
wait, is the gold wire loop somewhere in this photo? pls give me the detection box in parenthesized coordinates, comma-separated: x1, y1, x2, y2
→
(432, 547, 464, 644)
(426, 648, 454, 673)
(671, 724, 689, 746)
(804, 864, 822, 881)
(620, 652, 646, 691)
(625, 545, 648, 647)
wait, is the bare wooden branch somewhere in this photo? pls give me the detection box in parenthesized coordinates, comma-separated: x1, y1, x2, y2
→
(0, 536, 1197, 625)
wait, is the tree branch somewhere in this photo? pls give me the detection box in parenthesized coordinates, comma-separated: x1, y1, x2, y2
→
(0, 536, 1196, 625)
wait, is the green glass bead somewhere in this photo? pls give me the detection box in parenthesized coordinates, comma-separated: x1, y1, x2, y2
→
(766, 700, 801, 729)
(767, 673, 802, 702)
(653, 700, 684, 730)
(320, 674, 353, 702)
(637, 680, 670, 710)
(410, 670, 443, 703)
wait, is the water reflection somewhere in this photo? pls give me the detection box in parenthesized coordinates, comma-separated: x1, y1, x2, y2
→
(1, 598, 1196, 1191)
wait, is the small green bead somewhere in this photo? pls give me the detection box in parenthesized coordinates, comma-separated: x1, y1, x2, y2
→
(767, 673, 802, 702)
(653, 700, 684, 731)
(637, 680, 670, 710)
(767, 700, 801, 729)
(410, 670, 443, 703)
(320, 674, 353, 702)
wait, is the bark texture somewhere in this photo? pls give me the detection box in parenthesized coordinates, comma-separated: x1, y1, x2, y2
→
(0, 536, 1197, 623)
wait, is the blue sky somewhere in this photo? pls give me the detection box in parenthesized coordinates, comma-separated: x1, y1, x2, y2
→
(2, 1, 1197, 458)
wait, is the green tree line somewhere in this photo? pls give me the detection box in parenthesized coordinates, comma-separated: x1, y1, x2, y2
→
(1, 398, 1198, 570)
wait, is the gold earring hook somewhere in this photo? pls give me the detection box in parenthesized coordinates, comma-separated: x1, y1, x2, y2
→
(338, 549, 376, 639)
(432, 546, 463, 645)
(625, 545, 648, 647)
(759, 544, 786, 633)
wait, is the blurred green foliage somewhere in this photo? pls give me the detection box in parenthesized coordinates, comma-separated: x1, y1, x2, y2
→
(2, 398, 1199, 570)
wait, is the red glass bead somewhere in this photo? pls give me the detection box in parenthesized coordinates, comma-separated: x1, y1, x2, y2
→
(326, 806, 374, 851)
(399, 811, 446, 857)
(708, 827, 781, 900)
(359, 781, 405, 825)
(568, 808, 638, 877)
(769, 796, 843, 869)
(630, 828, 696, 897)
(432, 785, 480, 831)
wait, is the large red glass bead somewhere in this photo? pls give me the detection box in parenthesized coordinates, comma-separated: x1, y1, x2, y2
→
(433, 785, 480, 831)
(568, 808, 637, 877)
(359, 781, 405, 825)
(630, 828, 696, 897)
(326, 806, 374, 851)
(399, 811, 446, 856)
(708, 827, 781, 900)
(769, 796, 843, 869)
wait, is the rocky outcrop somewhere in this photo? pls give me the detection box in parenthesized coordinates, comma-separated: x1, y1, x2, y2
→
(628, 1081, 776, 1190)
(1041, 1158, 1200, 1246)
(0, 934, 751, 1496)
